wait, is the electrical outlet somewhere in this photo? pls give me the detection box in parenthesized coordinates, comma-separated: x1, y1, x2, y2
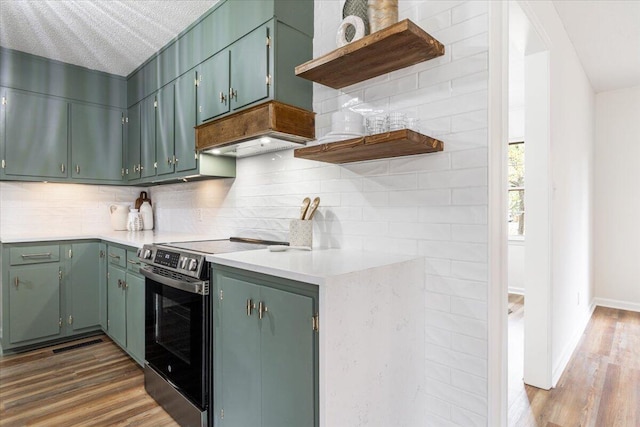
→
(196, 208, 203, 221)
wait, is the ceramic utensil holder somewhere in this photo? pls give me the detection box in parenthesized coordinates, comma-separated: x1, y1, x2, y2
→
(289, 219, 313, 248)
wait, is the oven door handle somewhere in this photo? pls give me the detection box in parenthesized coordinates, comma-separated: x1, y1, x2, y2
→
(140, 267, 209, 296)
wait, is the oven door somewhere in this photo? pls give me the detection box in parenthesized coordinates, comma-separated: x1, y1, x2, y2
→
(144, 271, 209, 410)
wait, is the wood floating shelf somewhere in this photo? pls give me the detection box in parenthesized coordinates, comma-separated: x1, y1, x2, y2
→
(295, 19, 445, 89)
(294, 129, 444, 164)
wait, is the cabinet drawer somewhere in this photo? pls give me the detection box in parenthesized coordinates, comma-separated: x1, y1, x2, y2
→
(10, 245, 60, 265)
(126, 249, 143, 274)
(106, 246, 126, 268)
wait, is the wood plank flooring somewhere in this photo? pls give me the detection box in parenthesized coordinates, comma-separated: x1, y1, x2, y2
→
(0, 334, 178, 427)
(509, 301, 640, 427)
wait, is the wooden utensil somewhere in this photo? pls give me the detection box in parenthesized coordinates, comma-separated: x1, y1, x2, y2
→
(300, 197, 311, 220)
(304, 197, 320, 220)
(134, 191, 152, 210)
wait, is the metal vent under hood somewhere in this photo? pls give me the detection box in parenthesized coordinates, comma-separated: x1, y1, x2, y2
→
(196, 101, 315, 158)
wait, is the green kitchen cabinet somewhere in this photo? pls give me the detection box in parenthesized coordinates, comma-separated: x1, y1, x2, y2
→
(197, 23, 269, 125)
(140, 94, 157, 179)
(2, 88, 68, 179)
(229, 25, 270, 111)
(2, 243, 63, 348)
(105, 245, 145, 365)
(126, 103, 142, 181)
(65, 242, 101, 333)
(212, 266, 318, 427)
(8, 263, 62, 345)
(70, 103, 124, 182)
(155, 83, 175, 176)
(107, 264, 127, 348)
(175, 71, 198, 173)
(197, 50, 230, 124)
(99, 242, 108, 330)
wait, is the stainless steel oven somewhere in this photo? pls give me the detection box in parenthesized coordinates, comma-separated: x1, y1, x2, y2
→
(139, 244, 210, 427)
(138, 238, 276, 427)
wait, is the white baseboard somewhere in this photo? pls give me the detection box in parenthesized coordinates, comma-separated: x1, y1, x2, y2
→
(594, 297, 640, 313)
(551, 301, 596, 387)
(508, 287, 524, 295)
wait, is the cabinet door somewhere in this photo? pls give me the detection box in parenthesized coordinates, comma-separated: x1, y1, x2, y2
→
(260, 286, 316, 427)
(107, 265, 127, 347)
(9, 264, 61, 344)
(127, 103, 141, 181)
(140, 94, 156, 179)
(99, 243, 107, 330)
(156, 84, 175, 176)
(175, 72, 197, 173)
(230, 25, 269, 110)
(215, 275, 261, 427)
(70, 103, 123, 181)
(68, 242, 100, 332)
(125, 272, 145, 365)
(4, 89, 68, 178)
(197, 50, 230, 124)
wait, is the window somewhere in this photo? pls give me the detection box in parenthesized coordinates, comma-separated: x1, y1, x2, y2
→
(508, 141, 525, 237)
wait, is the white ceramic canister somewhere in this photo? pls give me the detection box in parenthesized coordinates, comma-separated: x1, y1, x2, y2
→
(127, 208, 144, 232)
(139, 201, 154, 230)
(109, 203, 129, 231)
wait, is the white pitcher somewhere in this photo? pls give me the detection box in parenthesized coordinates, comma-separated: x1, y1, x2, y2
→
(109, 204, 129, 231)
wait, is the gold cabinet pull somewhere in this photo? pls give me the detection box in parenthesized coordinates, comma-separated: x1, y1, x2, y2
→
(246, 299, 255, 316)
(258, 301, 268, 320)
(14, 277, 19, 288)
(61, 163, 66, 173)
(219, 91, 226, 104)
(117, 278, 123, 288)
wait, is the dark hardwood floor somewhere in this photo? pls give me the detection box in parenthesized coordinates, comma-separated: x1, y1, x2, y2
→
(0, 334, 178, 427)
(509, 298, 640, 427)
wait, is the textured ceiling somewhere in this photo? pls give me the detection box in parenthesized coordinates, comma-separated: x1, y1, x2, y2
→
(552, 0, 640, 92)
(0, 0, 218, 76)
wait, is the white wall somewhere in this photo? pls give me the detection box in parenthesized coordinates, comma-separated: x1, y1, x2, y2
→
(151, 1, 492, 424)
(508, 241, 524, 293)
(523, 0, 596, 385)
(594, 86, 640, 311)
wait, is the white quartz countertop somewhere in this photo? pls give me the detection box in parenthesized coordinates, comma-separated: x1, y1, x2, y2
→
(209, 248, 419, 285)
(0, 231, 225, 248)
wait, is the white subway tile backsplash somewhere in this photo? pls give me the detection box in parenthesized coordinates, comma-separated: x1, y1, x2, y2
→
(426, 344, 487, 378)
(419, 205, 487, 224)
(451, 407, 487, 427)
(364, 75, 418, 103)
(419, 240, 487, 262)
(451, 224, 488, 243)
(389, 81, 452, 111)
(425, 378, 487, 416)
(426, 292, 453, 313)
(451, 332, 488, 358)
(390, 222, 451, 240)
(425, 359, 453, 383)
(426, 395, 453, 420)
(452, 33, 489, 61)
(363, 173, 419, 192)
(452, 1, 489, 24)
(452, 187, 488, 205)
(451, 109, 488, 132)
(426, 275, 487, 301)
(451, 71, 489, 96)
(433, 14, 488, 45)
(451, 296, 488, 320)
(451, 260, 488, 281)
(419, 90, 487, 120)
(419, 167, 487, 189)
(418, 53, 488, 89)
(417, 1, 464, 20)
(388, 189, 452, 206)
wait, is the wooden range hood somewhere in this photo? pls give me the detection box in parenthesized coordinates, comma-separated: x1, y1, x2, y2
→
(195, 101, 315, 157)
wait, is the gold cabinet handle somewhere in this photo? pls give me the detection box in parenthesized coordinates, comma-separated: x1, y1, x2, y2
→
(61, 163, 66, 173)
(127, 259, 140, 265)
(75, 164, 80, 174)
(229, 87, 237, 101)
(21, 252, 52, 259)
(117, 278, 123, 288)
(258, 301, 268, 320)
(219, 91, 227, 104)
(246, 299, 255, 316)
(68, 315, 73, 325)
(14, 277, 19, 288)
(108, 253, 121, 260)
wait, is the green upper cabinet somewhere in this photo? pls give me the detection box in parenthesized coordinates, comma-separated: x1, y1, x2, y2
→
(70, 103, 124, 182)
(197, 50, 230, 124)
(126, 103, 142, 181)
(66, 242, 101, 332)
(3, 88, 68, 179)
(175, 71, 198, 173)
(230, 24, 270, 111)
(140, 94, 157, 179)
(156, 83, 175, 176)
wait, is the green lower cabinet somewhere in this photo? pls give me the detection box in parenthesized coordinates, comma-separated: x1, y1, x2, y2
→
(107, 264, 127, 348)
(8, 263, 62, 344)
(124, 272, 145, 365)
(99, 243, 108, 330)
(66, 242, 102, 332)
(213, 266, 319, 427)
(105, 245, 145, 365)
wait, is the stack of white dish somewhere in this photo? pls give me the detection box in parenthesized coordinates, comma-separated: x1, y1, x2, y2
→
(317, 111, 365, 143)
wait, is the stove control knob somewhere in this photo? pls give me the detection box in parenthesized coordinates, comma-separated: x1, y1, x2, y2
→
(143, 249, 152, 259)
(179, 257, 188, 269)
(187, 258, 199, 271)
(136, 248, 142, 258)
